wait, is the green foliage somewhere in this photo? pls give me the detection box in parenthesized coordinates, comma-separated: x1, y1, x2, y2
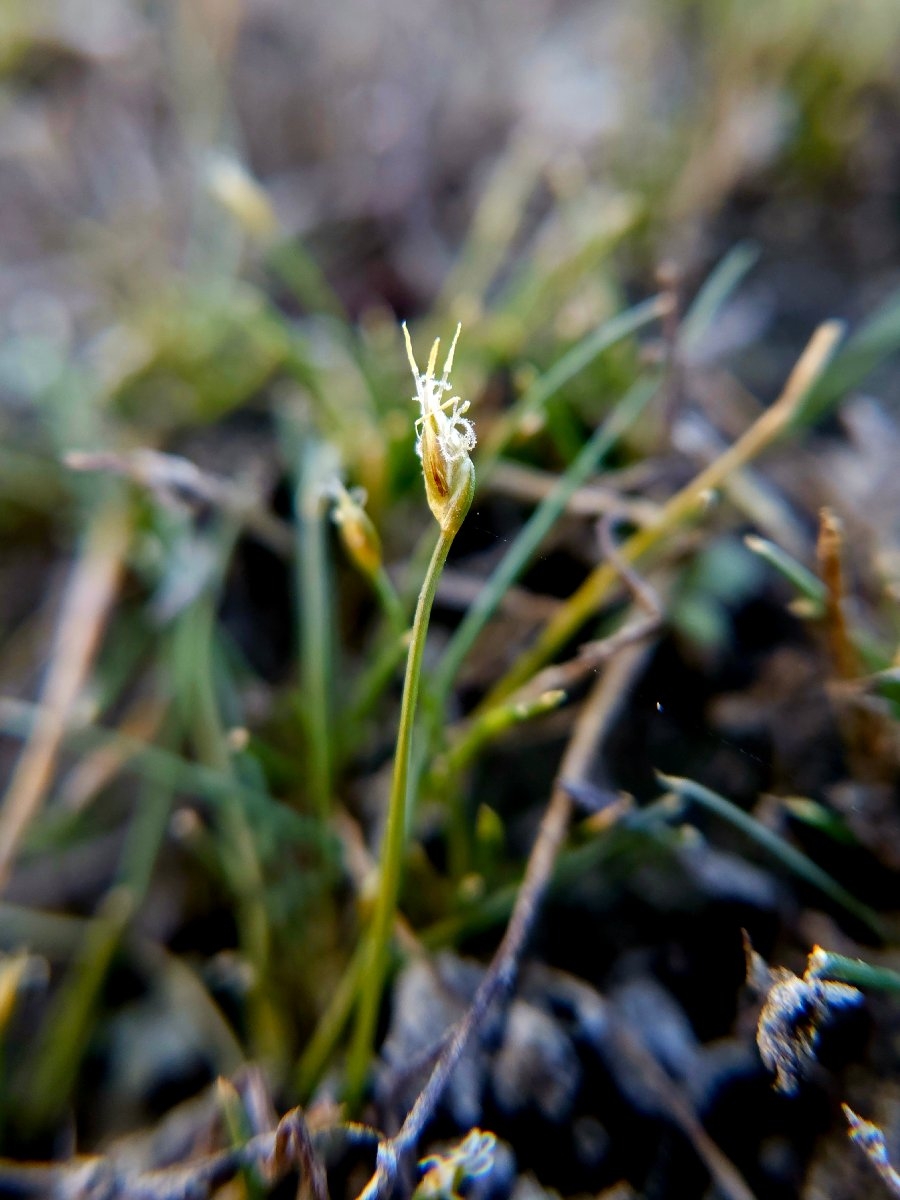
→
(4, 0, 900, 1161)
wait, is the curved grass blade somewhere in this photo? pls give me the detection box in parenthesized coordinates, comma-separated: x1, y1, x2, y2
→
(479, 298, 665, 470)
(658, 773, 886, 939)
(680, 242, 760, 353)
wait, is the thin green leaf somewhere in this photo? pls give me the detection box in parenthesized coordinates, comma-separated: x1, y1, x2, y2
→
(658, 773, 886, 938)
(480, 298, 665, 468)
(680, 242, 760, 353)
(744, 534, 827, 614)
(811, 950, 900, 994)
(801, 285, 900, 424)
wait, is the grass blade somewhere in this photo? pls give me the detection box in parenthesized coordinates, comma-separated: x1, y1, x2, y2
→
(802, 285, 900, 425)
(484, 320, 844, 703)
(479, 297, 666, 469)
(680, 242, 760, 353)
(659, 773, 886, 938)
(432, 376, 659, 708)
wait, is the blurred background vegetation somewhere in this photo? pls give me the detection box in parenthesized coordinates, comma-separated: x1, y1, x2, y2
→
(2, 1, 900, 1197)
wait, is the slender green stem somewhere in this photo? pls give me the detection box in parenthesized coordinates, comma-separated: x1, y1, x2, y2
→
(370, 565, 407, 639)
(809, 950, 900, 994)
(744, 534, 826, 614)
(438, 689, 567, 784)
(300, 787, 667, 1099)
(345, 523, 462, 1107)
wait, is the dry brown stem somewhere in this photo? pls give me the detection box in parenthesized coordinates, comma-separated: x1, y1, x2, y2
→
(817, 507, 860, 683)
(0, 499, 131, 890)
(0, 1104, 328, 1200)
(816, 506, 895, 776)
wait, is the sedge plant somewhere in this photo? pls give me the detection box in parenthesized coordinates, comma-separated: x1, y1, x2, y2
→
(345, 323, 476, 1107)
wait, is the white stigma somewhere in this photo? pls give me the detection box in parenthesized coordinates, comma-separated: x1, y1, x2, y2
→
(403, 322, 476, 466)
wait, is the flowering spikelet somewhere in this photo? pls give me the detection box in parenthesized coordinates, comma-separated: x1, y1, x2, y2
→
(327, 480, 382, 578)
(403, 322, 476, 532)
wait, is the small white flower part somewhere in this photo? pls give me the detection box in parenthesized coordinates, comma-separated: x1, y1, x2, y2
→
(404, 322, 476, 464)
(403, 322, 476, 531)
(844, 1105, 900, 1195)
(748, 941, 864, 1094)
(326, 480, 382, 577)
(416, 1129, 497, 1200)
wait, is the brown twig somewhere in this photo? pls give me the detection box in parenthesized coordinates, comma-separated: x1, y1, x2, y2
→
(486, 460, 661, 526)
(602, 1010, 758, 1200)
(518, 515, 663, 698)
(0, 499, 131, 890)
(58, 693, 166, 812)
(816, 507, 860, 683)
(816, 506, 893, 775)
(0, 1103, 330, 1200)
(273, 1109, 330, 1200)
(66, 448, 293, 557)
